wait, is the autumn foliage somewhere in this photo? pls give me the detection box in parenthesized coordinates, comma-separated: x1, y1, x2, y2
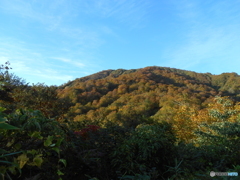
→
(1, 62, 240, 179)
(74, 125, 101, 140)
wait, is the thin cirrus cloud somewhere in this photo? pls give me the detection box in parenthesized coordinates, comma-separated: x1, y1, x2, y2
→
(0, 0, 104, 85)
(0, 39, 75, 85)
(0, 0, 65, 29)
(81, 0, 151, 28)
(53, 57, 86, 68)
(1, 56, 76, 86)
(0, 0, 107, 52)
(162, 26, 239, 70)
(0, 0, 151, 74)
(161, 0, 240, 74)
(0, 0, 150, 34)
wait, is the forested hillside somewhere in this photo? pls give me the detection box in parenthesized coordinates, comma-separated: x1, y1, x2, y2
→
(56, 66, 240, 128)
(1, 62, 240, 179)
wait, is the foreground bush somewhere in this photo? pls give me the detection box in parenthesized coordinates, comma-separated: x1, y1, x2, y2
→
(111, 122, 177, 179)
(0, 108, 68, 180)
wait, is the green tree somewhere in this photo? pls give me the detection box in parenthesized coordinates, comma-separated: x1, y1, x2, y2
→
(0, 61, 26, 105)
(194, 96, 240, 171)
(111, 122, 176, 179)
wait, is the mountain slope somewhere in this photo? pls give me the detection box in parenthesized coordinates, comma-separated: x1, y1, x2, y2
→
(56, 66, 240, 127)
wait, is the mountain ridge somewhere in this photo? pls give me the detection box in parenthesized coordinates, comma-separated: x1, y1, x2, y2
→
(54, 66, 240, 126)
(59, 66, 240, 93)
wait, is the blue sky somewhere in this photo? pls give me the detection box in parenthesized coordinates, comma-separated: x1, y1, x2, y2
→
(0, 0, 240, 86)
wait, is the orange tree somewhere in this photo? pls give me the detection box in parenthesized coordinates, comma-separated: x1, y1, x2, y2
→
(9, 83, 73, 121)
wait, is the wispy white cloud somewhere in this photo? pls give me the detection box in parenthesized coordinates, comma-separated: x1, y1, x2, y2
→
(0, 0, 107, 85)
(27, 68, 74, 84)
(58, 27, 104, 50)
(53, 57, 86, 68)
(0, 0, 149, 62)
(162, 28, 238, 69)
(161, 0, 240, 73)
(0, 38, 84, 85)
(81, 0, 151, 28)
(0, 0, 67, 30)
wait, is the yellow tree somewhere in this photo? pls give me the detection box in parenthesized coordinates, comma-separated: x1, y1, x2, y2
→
(171, 104, 199, 143)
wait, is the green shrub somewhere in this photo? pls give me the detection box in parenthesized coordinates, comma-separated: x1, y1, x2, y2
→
(111, 121, 176, 179)
(0, 107, 68, 179)
(0, 107, 22, 179)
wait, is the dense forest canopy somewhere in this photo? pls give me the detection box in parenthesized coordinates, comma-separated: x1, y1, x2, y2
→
(55, 66, 240, 127)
